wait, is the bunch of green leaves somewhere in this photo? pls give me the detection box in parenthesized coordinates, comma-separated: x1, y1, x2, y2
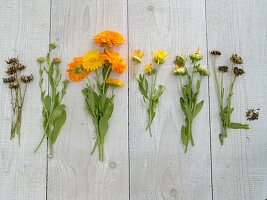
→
(136, 63, 165, 136)
(82, 65, 114, 162)
(211, 54, 249, 145)
(179, 64, 206, 153)
(34, 43, 69, 157)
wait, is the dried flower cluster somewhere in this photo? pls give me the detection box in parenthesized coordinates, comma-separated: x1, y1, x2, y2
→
(210, 51, 249, 145)
(246, 109, 259, 121)
(2, 57, 33, 145)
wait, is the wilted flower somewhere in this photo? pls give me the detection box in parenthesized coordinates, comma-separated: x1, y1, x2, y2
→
(218, 66, 228, 72)
(173, 54, 187, 67)
(197, 67, 210, 76)
(5, 66, 17, 75)
(233, 67, 245, 76)
(9, 83, 19, 89)
(174, 66, 187, 75)
(230, 53, 243, 64)
(5, 57, 19, 65)
(16, 64, 26, 71)
(210, 50, 221, 56)
(21, 74, 34, 83)
(3, 76, 16, 83)
(189, 48, 203, 62)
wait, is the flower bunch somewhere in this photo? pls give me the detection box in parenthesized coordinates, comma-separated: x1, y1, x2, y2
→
(132, 49, 168, 136)
(210, 51, 249, 145)
(2, 57, 33, 145)
(174, 48, 209, 152)
(35, 43, 69, 157)
(67, 30, 126, 162)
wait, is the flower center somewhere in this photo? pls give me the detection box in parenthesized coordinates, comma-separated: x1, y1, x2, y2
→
(74, 65, 83, 74)
(89, 57, 97, 63)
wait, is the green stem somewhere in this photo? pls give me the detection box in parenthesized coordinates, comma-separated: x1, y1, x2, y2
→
(102, 66, 111, 94)
(34, 132, 46, 153)
(213, 57, 222, 108)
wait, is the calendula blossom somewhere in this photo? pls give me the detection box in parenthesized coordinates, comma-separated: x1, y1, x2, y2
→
(132, 49, 145, 64)
(101, 49, 126, 74)
(83, 50, 104, 71)
(144, 63, 153, 73)
(152, 50, 169, 64)
(93, 30, 126, 47)
(67, 57, 90, 82)
(105, 78, 124, 86)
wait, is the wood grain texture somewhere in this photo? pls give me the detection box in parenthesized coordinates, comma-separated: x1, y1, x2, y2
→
(128, 0, 212, 199)
(206, 0, 267, 199)
(48, 0, 128, 200)
(0, 0, 50, 200)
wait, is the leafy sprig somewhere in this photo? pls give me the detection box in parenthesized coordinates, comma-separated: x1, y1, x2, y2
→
(34, 43, 69, 157)
(210, 51, 249, 145)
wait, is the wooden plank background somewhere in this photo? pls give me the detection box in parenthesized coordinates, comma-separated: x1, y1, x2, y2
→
(0, 0, 266, 199)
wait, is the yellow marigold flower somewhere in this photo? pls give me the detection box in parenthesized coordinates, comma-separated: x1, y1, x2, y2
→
(105, 78, 124, 86)
(52, 57, 61, 64)
(144, 63, 153, 73)
(37, 57, 44, 63)
(93, 30, 126, 47)
(101, 49, 126, 74)
(83, 50, 104, 71)
(152, 50, 168, 64)
(134, 49, 144, 58)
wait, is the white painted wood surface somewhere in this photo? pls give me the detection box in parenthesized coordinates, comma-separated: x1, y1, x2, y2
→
(0, 0, 266, 200)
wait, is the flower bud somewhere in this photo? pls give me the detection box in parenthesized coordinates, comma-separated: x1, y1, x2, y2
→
(37, 57, 44, 63)
(197, 67, 210, 76)
(132, 55, 142, 64)
(189, 48, 203, 62)
(174, 66, 187, 75)
(49, 43, 57, 50)
(52, 57, 61, 64)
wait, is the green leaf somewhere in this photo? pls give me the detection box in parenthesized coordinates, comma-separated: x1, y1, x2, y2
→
(193, 100, 204, 119)
(44, 95, 51, 112)
(99, 116, 109, 144)
(229, 122, 249, 129)
(104, 103, 114, 118)
(51, 110, 66, 144)
(49, 104, 65, 123)
(181, 125, 188, 146)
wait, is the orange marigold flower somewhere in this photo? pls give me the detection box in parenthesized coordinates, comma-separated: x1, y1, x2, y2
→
(105, 78, 124, 86)
(134, 49, 145, 58)
(93, 30, 126, 47)
(52, 57, 61, 64)
(101, 49, 126, 74)
(67, 57, 90, 82)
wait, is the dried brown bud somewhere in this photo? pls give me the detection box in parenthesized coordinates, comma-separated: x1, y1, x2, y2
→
(20, 74, 34, 83)
(246, 109, 259, 121)
(230, 53, 243, 64)
(5, 57, 19, 65)
(233, 67, 245, 76)
(16, 64, 26, 71)
(3, 76, 16, 83)
(5, 66, 17, 75)
(218, 66, 228, 72)
(9, 83, 19, 89)
(210, 50, 221, 56)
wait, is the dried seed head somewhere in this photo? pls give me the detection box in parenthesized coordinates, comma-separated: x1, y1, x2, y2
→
(3, 76, 16, 83)
(210, 50, 221, 56)
(20, 74, 34, 83)
(233, 67, 245, 76)
(230, 53, 243, 64)
(218, 66, 228, 72)
(5, 57, 19, 65)
(16, 64, 26, 71)
(9, 83, 19, 89)
(246, 109, 259, 121)
(5, 66, 17, 75)
(173, 54, 187, 67)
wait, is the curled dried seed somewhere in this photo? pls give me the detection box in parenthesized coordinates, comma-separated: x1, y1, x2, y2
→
(5, 66, 17, 75)
(210, 50, 221, 55)
(16, 64, 26, 71)
(246, 109, 259, 121)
